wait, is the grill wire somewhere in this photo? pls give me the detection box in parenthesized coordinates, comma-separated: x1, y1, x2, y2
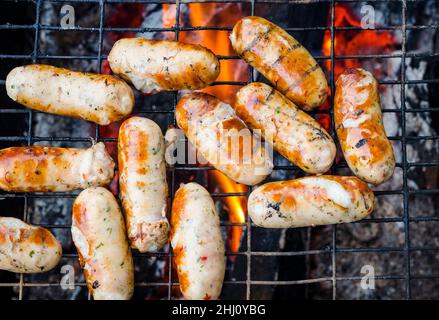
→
(0, 0, 438, 300)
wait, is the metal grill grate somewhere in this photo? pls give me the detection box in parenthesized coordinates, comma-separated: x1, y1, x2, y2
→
(0, 0, 438, 300)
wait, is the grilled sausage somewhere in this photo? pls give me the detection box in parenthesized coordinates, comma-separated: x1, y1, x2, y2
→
(108, 38, 220, 94)
(235, 82, 335, 173)
(6, 64, 134, 125)
(335, 68, 395, 184)
(0, 217, 62, 273)
(170, 183, 225, 300)
(230, 16, 328, 111)
(72, 187, 134, 300)
(248, 175, 374, 228)
(176, 92, 273, 185)
(118, 117, 169, 252)
(0, 143, 115, 192)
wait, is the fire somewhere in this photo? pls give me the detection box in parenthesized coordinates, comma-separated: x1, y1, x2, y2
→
(209, 170, 248, 254)
(322, 4, 395, 78)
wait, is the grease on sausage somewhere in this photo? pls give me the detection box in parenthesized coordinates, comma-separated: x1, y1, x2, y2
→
(108, 38, 220, 94)
(72, 187, 134, 300)
(235, 82, 335, 173)
(248, 175, 374, 228)
(118, 117, 169, 252)
(0, 143, 115, 192)
(6, 64, 134, 125)
(170, 183, 225, 300)
(0, 217, 62, 273)
(334, 68, 395, 184)
(230, 16, 328, 111)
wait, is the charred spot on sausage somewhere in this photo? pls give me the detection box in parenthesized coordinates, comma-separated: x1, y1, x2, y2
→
(268, 202, 280, 212)
(266, 86, 276, 103)
(264, 202, 288, 220)
(355, 139, 368, 149)
(92, 280, 101, 289)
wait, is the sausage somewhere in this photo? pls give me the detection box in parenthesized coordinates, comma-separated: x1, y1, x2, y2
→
(170, 182, 225, 300)
(6, 64, 134, 125)
(0, 142, 115, 192)
(230, 16, 328, 111)
(248, 175, 374, 228)
(0, 217, 62, 273)
(72, 187, 134, 300)
(334, 68, 395, 184)
(176, 92, 273, 185)
(108, 38, 220, 94)
(235, 82, 336, 173)
(118, 117, 169, 252)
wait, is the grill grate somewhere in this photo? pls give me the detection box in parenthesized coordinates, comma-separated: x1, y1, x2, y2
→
(0, 0, 438, 300)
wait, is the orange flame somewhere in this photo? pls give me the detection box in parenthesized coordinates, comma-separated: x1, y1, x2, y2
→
(209, 170, 248, 254)
(322, 4, 395, 78)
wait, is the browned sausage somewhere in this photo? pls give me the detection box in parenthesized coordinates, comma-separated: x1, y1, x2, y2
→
(0, 143, 115, 192)
(6, 64, 134, 125)
(108, 38, 220, 94)
(248, 175, 374, 228)
(230, 16, 328, 111)
(176, 92, 273, 185)
(0, 217, 62, 273)
(72, 187, 134, 300)
(235, 82, 335, 173)
(335, 68, 395, 184)
(118, 117, 169, 252)
(170, 182, 225, 300)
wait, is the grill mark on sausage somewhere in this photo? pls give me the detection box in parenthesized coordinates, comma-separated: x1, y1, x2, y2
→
(302, 63, 320, 78)
(354, 109, 364, 116)
(310, 125, 331, 142)
(189, 64, 206, 86)
(360, 190, 370, 210)
(265, 86, 276, 103)
(269, 43, 302, 68)
(241, 26, 274, 56)
(355, 139, 369, 149)
(285, 63, 320, 92)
